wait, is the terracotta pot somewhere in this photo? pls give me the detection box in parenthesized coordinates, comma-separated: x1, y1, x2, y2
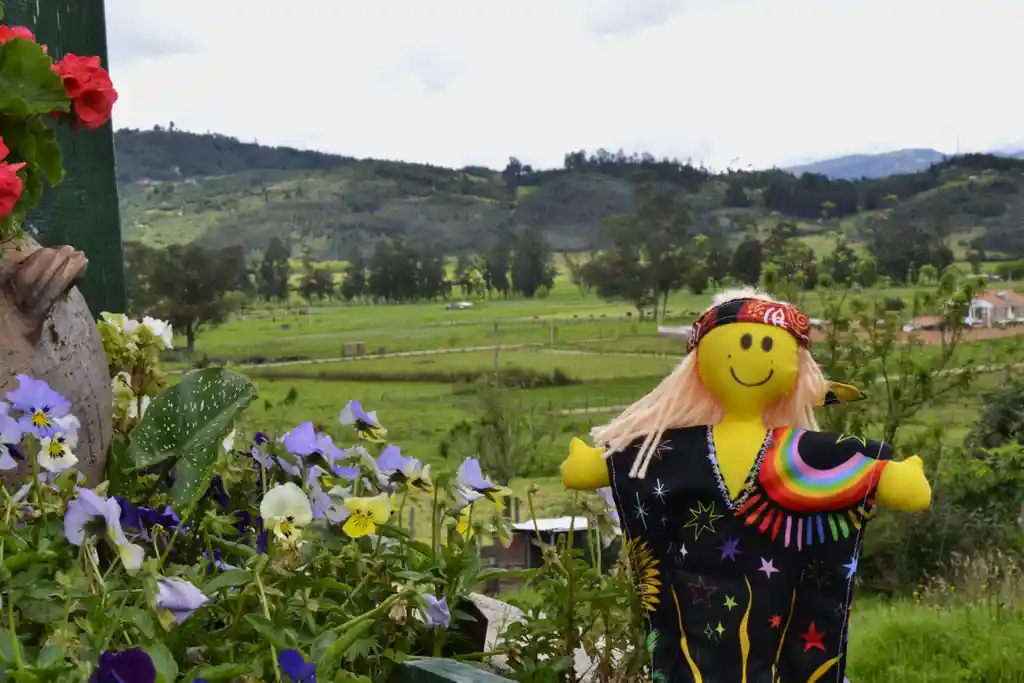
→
(0, 238, 112, 486)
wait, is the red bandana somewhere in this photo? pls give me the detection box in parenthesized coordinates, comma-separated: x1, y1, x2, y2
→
(687, 298, 811, 353)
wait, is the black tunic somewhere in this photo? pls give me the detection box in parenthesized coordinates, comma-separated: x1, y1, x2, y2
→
(606, 425, 891, 683)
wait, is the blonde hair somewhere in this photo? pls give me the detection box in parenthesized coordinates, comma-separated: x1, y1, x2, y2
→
(592, 287, 828, 478)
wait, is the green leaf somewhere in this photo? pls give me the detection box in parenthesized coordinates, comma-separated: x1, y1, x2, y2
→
(187, 663, 252, 681)
(116, 606, 155, 639)
(0, 39, 69, 117)
(26, 118, 63, 185)
(242, 614, 294, 649)
(146, 641, 178, 683)
(203, 568, 252, 593)
(128, 368, 254, 508)
(324, 619, 375, 666)
(103, 434, 133, 496)
(0, 629, 24, 665)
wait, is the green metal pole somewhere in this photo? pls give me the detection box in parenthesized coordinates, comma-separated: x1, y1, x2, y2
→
(4, 0, 126, 316)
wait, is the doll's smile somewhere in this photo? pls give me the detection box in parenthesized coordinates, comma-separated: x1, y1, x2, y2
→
(729, 367, 774, 387)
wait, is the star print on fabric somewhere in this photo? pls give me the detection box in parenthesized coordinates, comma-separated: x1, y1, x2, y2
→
(653, 479, 668, 502)
(718, 537, 741, 562)
(679, 543, 689, 561)
(723, 595, 738, 611)
(704, 623, 716, 640)
(715, 622, 725, 637)
(769, 615, 782, 629)
(799, 621, 826, 652)
(833, 602, 847, 617)
(758, 557, 779, 579)
(835, 433, 867, 447)
(803, 560, 832, 588)
(660, 515, 669, 528)
(688, 575, 718, 607)
(843, 555, 859, 580)
(633, 493, 649, 530)
(652, 439, 672, 461)
(684, 500, 724, 541)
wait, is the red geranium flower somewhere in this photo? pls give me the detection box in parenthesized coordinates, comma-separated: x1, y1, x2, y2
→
(0, 25, 47, 52)
(0, 136, 26, 220)
(0, 25, 35, 42)
(51, 54, 118, 130)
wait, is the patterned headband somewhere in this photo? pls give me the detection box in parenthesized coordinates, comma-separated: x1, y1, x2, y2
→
(687, 297, 811, 353)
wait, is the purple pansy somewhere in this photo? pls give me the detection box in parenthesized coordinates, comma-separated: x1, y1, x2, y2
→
(156, 578, 209, 623)
(251, 432, 277, 471)
(65, 488, 145, 572)
(339, 400, 387, 442)
(283, 422, 319, 456)
(422, 594, 451, 629)
(278, 649, 316, 683)
(454, 457, 502, 507)
(305, 465, 350, 523)
(204, 475, 229, 508)
(89, 648, 156, 683)
(317, 433, 360, 480)
(233, 511, 269, 554)
(117, 499, 183, 543)
(5, 375, 71, 438)
(377, 445, 431, 490)
(0, 403, 24, 471)
(205, 548, 237, 574)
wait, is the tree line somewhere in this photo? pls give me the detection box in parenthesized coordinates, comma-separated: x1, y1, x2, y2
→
(123, 228, 558, 351)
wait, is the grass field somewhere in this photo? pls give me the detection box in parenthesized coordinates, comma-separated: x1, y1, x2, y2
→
(168, 278, 1024, 533)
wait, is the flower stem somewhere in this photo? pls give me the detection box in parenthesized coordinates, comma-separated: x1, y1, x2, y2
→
(255, 571, 283, 682)
(26, 439, 44, 517)
(6, 596, 22, 670)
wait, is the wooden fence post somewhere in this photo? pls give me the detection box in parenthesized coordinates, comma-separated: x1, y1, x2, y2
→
(5, 0, 125, 316)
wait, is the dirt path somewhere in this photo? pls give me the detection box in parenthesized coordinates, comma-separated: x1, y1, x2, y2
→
(167, 339, 671, 375)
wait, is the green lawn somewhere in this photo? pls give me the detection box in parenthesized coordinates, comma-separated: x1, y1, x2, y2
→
(172, 279, 1019, 364)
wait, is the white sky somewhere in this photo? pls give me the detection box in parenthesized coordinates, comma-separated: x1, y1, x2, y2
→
(104, 0, 1024, 172)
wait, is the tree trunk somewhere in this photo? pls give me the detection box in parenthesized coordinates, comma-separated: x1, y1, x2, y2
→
(0, 238, 113, 486)
(186, 326, 197, 352)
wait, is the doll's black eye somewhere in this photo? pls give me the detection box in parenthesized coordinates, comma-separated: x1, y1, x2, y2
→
(761, 336, 773, 352)
(740, 333, 752, 350)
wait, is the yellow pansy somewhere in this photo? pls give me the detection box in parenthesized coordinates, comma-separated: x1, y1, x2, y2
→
(342, 493, 392, 538)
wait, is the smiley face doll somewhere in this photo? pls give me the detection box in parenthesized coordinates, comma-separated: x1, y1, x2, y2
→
(561, 288, 931, 683)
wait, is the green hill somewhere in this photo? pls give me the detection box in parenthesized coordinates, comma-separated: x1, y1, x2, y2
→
(114, 128, 1024, 260)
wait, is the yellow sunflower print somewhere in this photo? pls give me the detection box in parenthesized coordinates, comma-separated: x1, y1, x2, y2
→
(626, 538, 661, 612)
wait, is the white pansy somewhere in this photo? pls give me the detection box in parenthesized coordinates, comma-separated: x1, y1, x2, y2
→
(259, 482, 313, 544)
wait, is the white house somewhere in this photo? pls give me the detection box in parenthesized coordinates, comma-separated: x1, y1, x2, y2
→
(967, 290, 1024, 327)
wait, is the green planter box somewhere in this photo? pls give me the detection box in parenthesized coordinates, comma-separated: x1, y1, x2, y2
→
(396, 658, 513, 682)
(4, 0, 126, 316)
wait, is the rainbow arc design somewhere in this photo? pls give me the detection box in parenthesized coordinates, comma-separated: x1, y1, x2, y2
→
(738, 428, 886, 550)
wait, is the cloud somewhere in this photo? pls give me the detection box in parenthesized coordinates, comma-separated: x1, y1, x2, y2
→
(105, 0, 1024, 171)
(105, 1, 198, 63)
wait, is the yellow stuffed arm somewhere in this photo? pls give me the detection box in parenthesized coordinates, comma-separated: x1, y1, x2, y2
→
(874, 455, 932, 513)
(561, 437, 610, 491)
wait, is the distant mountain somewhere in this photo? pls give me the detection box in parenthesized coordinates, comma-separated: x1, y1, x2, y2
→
(785, 149, 950, 180)
(112, 128, 1024, 259)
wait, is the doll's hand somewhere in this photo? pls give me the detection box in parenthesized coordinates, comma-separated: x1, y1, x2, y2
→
(561, 438, 610, 491)
(875, 455, 931, 513)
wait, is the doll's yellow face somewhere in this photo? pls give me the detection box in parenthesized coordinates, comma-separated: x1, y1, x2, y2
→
(696, 322, 800, 411)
